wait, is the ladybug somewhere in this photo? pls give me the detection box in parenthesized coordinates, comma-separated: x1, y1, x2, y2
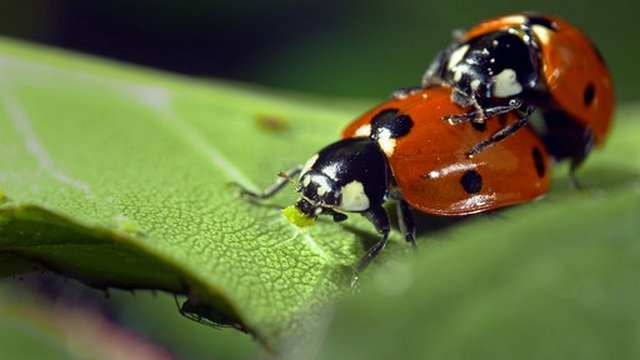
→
(421, 12, 614, 179)
(233, 87, 550, 272)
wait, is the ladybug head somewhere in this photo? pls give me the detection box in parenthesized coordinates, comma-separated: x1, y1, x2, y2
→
(292, 138, 391, 222)
(447, 27, 540, 106)
(295, 171, 342, 218)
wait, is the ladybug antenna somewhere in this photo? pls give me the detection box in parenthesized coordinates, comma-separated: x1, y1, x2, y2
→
(278, 171, 300, 191)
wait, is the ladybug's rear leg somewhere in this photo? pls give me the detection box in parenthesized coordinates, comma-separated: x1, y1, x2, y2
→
(466, 104, 536, 158)
(540, 112, 596, 189)
(567, 129, 595, 190)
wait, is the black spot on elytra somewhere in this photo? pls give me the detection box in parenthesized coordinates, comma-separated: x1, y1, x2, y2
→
(460, 170, 483, 194)
(524, 13, 558, 31)
(371, 108, 399, 126)
(371, 109, 413, 139)
(583, 83, 596, 107)
(532, 147, 545, 178)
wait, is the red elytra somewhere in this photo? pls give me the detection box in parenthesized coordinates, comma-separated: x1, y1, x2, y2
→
(342, 86, 551, 216)
(464, 12, 615, 145)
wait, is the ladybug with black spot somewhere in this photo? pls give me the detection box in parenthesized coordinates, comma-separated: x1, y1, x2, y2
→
(232, 87, 550, 272)
(420, 12, 614, 182)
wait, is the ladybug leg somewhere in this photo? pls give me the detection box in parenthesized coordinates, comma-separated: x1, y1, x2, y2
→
(396, 198, 416, 248)
(228, 165, 302, 199)
(568, 129, 596, 190)
(322, 208, 348, 223)
(356, 205, 391, 272)
(444, 98, 524, 125)
(466, 104, 536, 158)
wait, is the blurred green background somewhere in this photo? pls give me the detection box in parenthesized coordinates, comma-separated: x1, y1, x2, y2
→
(2, 0, 638, 101)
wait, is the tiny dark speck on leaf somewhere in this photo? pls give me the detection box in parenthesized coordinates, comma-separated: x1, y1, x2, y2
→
(255, 114, 289, 132)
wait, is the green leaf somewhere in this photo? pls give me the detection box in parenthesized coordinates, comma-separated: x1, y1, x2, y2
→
(1, 34, 639, 357)
(0, 37, 382, 350)
(311, 108, 640, 359)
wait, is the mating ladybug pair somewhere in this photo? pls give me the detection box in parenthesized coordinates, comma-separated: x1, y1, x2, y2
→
(233, 12, 614, 272)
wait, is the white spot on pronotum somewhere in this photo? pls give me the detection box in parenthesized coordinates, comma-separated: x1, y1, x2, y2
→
(501, 14, 527, 25)
(447, 44, 470, 70)
(376, 128, 396, 156)
(339, 181, 370, 211)
(532, 24, 552, 45)
(300, 154, 319, 177)
(492, 68, 523, 97)
(354, 124, 372, 137)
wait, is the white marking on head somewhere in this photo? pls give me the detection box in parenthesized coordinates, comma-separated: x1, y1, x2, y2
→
(492, 68, 523, 98)
(307, 173, 334, 198)
(531, 24, 551, 45)
(302, 174, 311, 187)
(453, 68, 463, 82)
(316, 183, 328, 196)
(300, 154, 319, 177)
(339, 181, 370, 211)
(470, 79, 481, 91)
(375, 128, 396, 156)
(354, 124, 372, 137)
(447, 44, 470, 70)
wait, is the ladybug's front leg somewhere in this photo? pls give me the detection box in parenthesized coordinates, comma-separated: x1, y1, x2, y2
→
(229, 165, 302, 200)
(444, 98, 524, 125)
(466, 103, 536, 157)
(356, 205, 391, 273)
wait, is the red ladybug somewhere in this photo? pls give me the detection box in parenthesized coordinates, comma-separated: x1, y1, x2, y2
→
(421, 12, 614, 179)
(233, 87, 550, 271)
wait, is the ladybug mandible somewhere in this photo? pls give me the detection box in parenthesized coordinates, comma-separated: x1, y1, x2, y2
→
(233, 87, 550, 272)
